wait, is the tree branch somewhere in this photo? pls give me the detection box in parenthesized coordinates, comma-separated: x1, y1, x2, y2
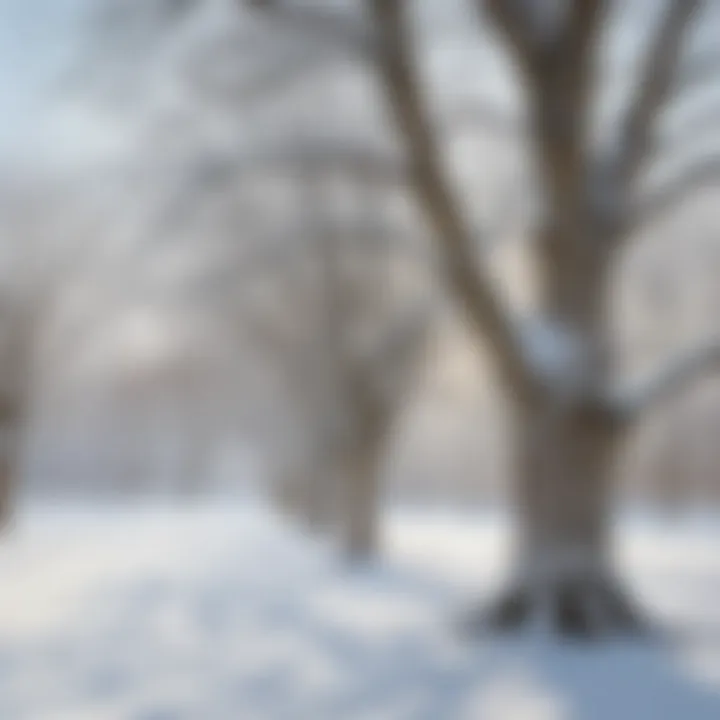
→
(613, 0, 704, 186)
(609, 339, 720, 420)
(480, 0, 552, 65)
(567, 0, 606, 48)
(673, 47, 720, 104)
(243, 0, 375, 59)
(368, 0, 533, 397)
(659, 102, 720, 161)
(190, 45, 335, 111)
(173, 138, 408, 208)
(481, 0, 606, 71)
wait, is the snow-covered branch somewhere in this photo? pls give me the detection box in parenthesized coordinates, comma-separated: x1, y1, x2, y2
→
(609, 339, 720, 420)
(445, 101, 524, 141)
(194, 46, 336, 110)
(368, 0, 534, 397)
(674, 47, 720, 104)
(612, 0, 704, 186)
(177, 138, 407, 199)
(631, 154, 720, 232)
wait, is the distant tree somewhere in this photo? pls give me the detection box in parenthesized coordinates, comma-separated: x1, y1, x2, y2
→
(0, 178, 103, 528)
(224, 163, 432, 560)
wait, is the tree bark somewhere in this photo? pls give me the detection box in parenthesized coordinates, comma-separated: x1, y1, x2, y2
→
(466, 396, 647, 639)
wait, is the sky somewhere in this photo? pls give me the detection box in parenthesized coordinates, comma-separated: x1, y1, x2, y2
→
(0, 0, 127, 172)
(1, 0, 718, 176)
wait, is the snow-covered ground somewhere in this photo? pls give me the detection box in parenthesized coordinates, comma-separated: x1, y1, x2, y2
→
(1, 504, 720, 719)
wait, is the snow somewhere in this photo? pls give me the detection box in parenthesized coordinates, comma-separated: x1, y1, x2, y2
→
(0, 504, 719, 719)
(518, 317, 590, 393)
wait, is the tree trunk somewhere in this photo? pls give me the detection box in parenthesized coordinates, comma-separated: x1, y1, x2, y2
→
(270, 473, 303, 518)
(299, 464, 336, 532)
(0, 455, 13, 531)
(468, 396, 646, 639)
(0, 415, 20, 533)
(338, 437, 383, 562)
(271, 463, 337, 534)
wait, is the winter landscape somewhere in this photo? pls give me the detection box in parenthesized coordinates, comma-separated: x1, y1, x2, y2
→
(3, 0, 720, 717)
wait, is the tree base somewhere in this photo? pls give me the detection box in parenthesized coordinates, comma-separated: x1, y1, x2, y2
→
(340, 531, 378, 565)
(0, 506, 14, 536)
(461, 572, 652, 640)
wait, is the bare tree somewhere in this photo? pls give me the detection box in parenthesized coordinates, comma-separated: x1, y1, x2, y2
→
(0, 177, 104, 528)
(0, 296, 35, 528)
(240, 0, 720, 636)
(221, 164, 432, 561)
